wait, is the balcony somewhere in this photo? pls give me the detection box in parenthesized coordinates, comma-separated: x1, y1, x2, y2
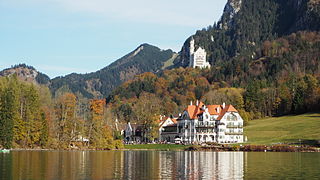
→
(226, 125, 243, 128)
(225, 132, 243, 135)
(196, 122, 215, 128)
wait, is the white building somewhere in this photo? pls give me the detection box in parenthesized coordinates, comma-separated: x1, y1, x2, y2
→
(161, 101, 244, 144)
(158, 116, 177, 142)
(189, 38, 211, 69)
(124, 122, 144, 143)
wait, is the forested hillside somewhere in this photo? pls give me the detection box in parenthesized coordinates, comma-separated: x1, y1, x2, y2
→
(1, 0, 320, 149)
(50, 44, 176, 98)
(108, 32, 320, 126)
(108, 0, 320, 127)
(178, 0, 320, 67)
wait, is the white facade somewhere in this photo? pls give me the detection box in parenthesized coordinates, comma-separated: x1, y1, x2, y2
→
(161, 102, 244, 144)
(189, 38, 211, 69)
(124, 122, 144, 143)
(158, 117, 176, 142)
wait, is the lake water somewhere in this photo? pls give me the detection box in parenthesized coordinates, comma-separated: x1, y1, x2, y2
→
(0, 151, 319, 179)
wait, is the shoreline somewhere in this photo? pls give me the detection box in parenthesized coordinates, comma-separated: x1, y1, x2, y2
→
(4, 144, 319, 152)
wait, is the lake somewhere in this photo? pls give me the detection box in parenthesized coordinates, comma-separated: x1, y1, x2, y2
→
(0, 151, 319, 179)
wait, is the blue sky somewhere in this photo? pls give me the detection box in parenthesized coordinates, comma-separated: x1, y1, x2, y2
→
(0, 0, 227, 78)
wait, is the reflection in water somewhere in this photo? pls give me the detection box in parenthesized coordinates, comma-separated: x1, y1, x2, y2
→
(158, 151, 244, 179)
(1, 151, 319, 179)
(0, 150, 244, 180)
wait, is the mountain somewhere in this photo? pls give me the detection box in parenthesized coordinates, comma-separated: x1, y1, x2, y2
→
(107, 0, 320, 122)
(2, 0, 320, 101)
(177, 0, 320, 67)
(0, 64, 50, 85)
(50, 44, 177, 98)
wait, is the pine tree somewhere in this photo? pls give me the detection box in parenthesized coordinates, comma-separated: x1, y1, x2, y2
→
(39, 111, 48, 147)
(0, 87, 15, 148)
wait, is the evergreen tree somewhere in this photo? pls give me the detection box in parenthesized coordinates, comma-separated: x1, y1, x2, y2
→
(0, 87, 15, 148)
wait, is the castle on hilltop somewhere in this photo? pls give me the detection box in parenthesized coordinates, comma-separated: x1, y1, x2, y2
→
(189, 38, 211, 69)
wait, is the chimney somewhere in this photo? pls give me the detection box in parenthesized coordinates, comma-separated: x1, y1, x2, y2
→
(196, 100, 199, 106)
(217, 107, 220, 114)
(222, 102, 226, 109)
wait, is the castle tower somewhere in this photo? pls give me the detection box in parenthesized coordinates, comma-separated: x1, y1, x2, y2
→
(189, 38, 195, 68)
(190, 38, 195, 55)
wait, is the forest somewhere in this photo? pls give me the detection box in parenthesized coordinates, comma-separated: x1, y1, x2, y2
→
(0, 75, 122, 149)
(1, 0, 320, 149)
(108, 31, 320, 128)
(182, 0, 320, 66)
(1, 31, 320, 149)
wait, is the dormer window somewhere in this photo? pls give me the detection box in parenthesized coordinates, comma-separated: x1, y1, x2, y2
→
(227, 114, 237, 121)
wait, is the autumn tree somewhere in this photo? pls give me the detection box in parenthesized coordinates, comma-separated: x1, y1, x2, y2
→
(55, 93, 77, 147)
(88, 99, 113, 149)
(133, 93, 162, 142)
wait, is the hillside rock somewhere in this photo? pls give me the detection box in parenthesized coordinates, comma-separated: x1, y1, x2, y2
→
(219, 0, 242, 30)
(0, 64, 50, 85)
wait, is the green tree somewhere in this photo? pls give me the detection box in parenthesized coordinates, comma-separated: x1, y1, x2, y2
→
(39, 111, 48, 147)
(0, 86, 15, 148)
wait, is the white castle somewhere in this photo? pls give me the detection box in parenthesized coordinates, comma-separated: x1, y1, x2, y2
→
(189, 38, 211, 69)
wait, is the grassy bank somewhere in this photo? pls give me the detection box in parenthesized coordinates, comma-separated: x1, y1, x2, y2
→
(245, 113, 320, 146)
(124, 113, 320, 151)
(124, 144, 191, 151)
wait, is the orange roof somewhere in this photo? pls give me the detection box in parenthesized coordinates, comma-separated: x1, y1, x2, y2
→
(207, 105, 221, 115)
(225, 104, 238, 112)
(185, 105, 197, 119)
(184, 102, 238, 120)
(171, 118, 177, 124)
(198, 101, 204, 108)
(185, 101, 206, 119)
(217, 104, 238, 120)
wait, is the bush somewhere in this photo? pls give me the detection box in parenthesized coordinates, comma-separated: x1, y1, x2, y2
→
(113, 140, 124, 149)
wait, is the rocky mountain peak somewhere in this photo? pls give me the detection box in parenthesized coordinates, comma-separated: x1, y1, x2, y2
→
(0, 64, 50, 85)
(225, 0, 242, 15)
(219, 0, 242, 30)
